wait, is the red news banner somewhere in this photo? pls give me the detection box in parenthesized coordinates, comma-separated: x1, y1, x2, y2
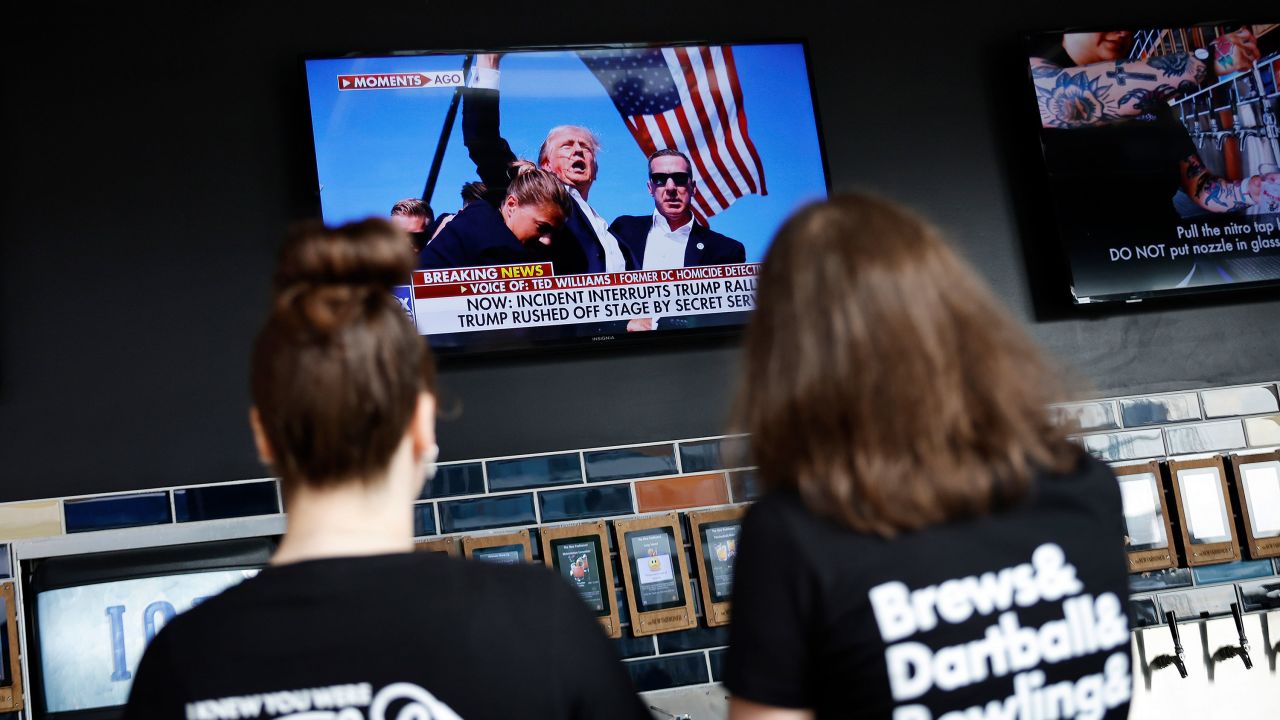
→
(411, 263, 760, 334)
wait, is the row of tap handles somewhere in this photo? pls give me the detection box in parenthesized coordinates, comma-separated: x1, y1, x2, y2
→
(1178, 58, 1280, 152)
(1156, 602, 1253, 679)
(1185, 110, 1278, 151)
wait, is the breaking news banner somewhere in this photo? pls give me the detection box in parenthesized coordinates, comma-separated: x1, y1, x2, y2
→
(400, 262, 758, 334)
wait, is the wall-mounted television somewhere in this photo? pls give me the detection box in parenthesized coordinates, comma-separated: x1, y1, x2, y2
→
(303, 41, 828, 354)
(1025, 22, 1280, 304)
(23, 537, 274, 719)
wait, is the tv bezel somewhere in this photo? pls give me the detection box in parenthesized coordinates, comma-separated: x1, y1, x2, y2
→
(298, 38, 832, 358)
(22, 536, 276, 720)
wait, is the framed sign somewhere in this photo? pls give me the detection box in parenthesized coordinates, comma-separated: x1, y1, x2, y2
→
(614, 513, 697, 637)
(688, 506, 746, 627)
(540, 520, 621, 638)
(0, 582, 23, 711)
(413, 536, 459, 557)
(1112, 462, 1177, 572)
(1167, 456, 1240, 566)
(462, 530, 532, 565)
(1229, 451, 1280, 559)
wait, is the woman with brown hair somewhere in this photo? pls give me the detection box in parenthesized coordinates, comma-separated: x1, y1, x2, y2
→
(724, 196, 1131, 720)
(124, 220, 650, 719)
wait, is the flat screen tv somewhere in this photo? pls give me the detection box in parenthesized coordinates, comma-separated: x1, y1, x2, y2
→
(1025, 22, 1280, 304)
(23, 537, 275, 719)
(303, 41, 828, 353)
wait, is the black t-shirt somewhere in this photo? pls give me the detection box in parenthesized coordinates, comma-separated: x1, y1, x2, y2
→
(123, 552, 651, 720)
(724, 454, 1132, 720)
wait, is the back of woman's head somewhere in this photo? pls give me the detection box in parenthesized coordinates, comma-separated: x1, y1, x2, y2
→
(507, 161, 573, 218)
(738, 194, 1077, 537)
(251, 219, 435, 488)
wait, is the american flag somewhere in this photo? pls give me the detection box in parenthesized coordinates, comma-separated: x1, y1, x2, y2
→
(580, 46, 767, 224)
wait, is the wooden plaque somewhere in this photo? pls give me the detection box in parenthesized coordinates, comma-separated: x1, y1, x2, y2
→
(613, 513, 697, 637)
(0, 583, 23, 711)
(1228, 451, 1280, 559)
(1167, 456, 1240, 566)
(462, 530, 532, 564)
(1112, 462, 1178, 572)
(688, 506, 746, 627)
(540, 520, 621, 638)
(413, 536, 459, 557)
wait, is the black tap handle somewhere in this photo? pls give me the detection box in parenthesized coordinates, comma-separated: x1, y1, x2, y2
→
(1165, 611, 1181, 646)
(1230, 602, 1253, 670)
(1165, 610, 1189, 678)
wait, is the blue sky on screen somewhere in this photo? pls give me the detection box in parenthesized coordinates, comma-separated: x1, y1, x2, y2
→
(305, 43, 827, 263)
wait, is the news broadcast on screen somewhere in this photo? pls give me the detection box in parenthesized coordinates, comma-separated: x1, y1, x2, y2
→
(304, 42, 828, 352)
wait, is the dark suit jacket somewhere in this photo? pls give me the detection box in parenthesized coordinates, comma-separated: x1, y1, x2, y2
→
(462, 88, 634, 274)
(608, 215, 746, 267)
(418, 200, 551, 270)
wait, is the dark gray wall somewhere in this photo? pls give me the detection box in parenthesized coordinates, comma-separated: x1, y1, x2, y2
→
(2, 2, 1276, 502)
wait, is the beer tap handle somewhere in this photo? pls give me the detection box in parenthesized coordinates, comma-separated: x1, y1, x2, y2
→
(1165, 610, 1189, 678)
(1231, 602, 1253, 670)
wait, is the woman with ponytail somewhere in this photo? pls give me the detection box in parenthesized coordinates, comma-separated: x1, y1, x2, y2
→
(125, 219, 650, 719)
(418, 161, 576, 272)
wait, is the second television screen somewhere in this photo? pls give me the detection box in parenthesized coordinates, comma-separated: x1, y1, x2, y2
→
(304, 42, 827, 353)
(1026, 23, 1280, 303)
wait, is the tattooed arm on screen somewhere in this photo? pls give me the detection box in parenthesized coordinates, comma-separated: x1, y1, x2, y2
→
(1030, 54, 1206, 129)
(1031, 28, 1261, 130)
(1179, 154, 1278, 213)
